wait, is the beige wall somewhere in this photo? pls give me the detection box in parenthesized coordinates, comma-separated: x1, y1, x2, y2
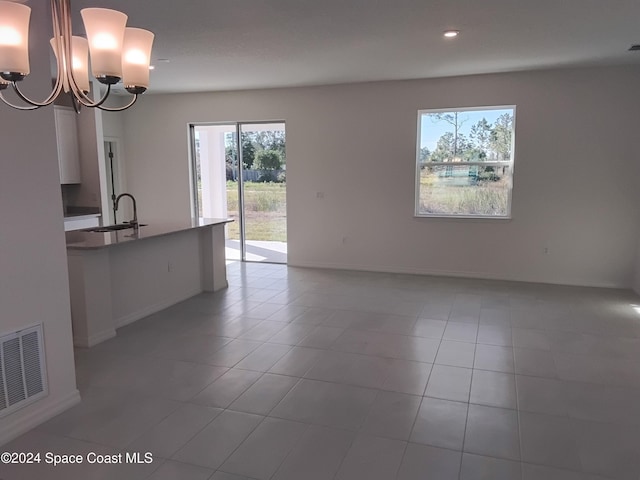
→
(102, 110, 126, 141)
(121, 66, 640, 288)
(74, 102, 105, 210)
(0, 2, 79, 444)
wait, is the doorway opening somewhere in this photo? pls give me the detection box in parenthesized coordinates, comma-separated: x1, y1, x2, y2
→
(190, 122, 287, 264)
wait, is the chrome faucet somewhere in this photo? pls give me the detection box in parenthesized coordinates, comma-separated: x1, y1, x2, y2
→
(115, 193, 138, 229)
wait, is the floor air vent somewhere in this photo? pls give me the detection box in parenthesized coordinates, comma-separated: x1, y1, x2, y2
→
(0, 325, 48, 418)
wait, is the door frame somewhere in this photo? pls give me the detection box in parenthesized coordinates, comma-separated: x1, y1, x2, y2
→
(188, 120, 286, 263)
(102, 137, 127, 225)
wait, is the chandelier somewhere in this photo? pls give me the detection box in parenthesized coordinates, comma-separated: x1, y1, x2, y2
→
(0, 0, 154, 111)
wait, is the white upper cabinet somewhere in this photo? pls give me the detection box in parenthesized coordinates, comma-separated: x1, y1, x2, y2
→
(54, 106, 82, 184)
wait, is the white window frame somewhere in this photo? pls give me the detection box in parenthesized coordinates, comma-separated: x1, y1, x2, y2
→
(415, 105, 516, 219)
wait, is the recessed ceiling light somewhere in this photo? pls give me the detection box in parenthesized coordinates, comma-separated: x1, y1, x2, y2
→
(443, 30, 460, 38)
(148, 65, 155, 70)
(157, 58, 171, 63)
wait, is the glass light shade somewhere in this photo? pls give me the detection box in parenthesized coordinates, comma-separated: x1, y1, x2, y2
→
(122, 28, 154, 91)
(80, 8, 127, 80)
(50, 36, 90, 93)
(0, 1, 31, 76)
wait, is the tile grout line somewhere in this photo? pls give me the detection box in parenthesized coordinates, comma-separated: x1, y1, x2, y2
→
(63, 265, 640, 480)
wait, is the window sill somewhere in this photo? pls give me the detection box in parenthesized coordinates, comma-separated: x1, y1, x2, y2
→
(414, 214, 512, 221)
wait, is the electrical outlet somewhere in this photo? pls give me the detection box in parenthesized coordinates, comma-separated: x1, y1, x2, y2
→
(167, 261, 172, 272)
(543, 247, 549, 254)
(342, 236, 348, 244)
(316, 192, 325, 199)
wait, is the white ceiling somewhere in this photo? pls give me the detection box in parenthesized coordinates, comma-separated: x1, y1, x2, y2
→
(69, 0, 640, 93)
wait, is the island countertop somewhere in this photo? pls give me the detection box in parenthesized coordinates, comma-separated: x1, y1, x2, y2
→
(66, 217, 233, 250)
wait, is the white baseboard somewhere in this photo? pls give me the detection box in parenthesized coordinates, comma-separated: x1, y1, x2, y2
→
(74, 328, 116, 348)
(0, 389, 81, 446)
(114, 287, 203, 329)
(290, 260, 626, 290)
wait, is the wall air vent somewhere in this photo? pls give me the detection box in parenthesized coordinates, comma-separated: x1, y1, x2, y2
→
(0, 324, 48, 418)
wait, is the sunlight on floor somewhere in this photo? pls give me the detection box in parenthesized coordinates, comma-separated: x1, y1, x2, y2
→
(225, 239, 287, 264)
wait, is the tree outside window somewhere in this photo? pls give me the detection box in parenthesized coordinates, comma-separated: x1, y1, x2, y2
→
(416, 106, 516, 218)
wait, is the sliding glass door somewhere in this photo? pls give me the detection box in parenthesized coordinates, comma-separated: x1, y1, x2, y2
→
(190, 122, 287, 264)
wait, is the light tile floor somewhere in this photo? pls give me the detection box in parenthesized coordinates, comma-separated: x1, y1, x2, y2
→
(4, 262, 640, 479)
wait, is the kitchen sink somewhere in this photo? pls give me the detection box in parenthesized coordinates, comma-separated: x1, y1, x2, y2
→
(82, 223, 147, 233)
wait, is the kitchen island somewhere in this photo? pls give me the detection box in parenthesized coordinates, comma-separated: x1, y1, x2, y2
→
(66, 218, 232, 347)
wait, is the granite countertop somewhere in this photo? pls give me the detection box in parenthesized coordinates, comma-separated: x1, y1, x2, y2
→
(66, 217, 233, 250)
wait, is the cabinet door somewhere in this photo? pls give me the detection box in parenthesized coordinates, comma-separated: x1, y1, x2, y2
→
(54, 107, 81, 184)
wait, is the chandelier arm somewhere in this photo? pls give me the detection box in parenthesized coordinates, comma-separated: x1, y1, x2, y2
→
(69, 80, 109, 107)
(59, 0, 95, 106)
(70, 84, 95, 105)
(48, 0, 66, 102)
(70, 95, 81, 114)
(98, 94, 138, 112)
(0, 92, 40, 110)
(10, 81, 61, 108)
(9, 79, 64, 108)
(73, 84, 113, 109)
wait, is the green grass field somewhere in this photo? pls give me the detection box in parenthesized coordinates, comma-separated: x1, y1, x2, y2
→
(226, 181, 287, 241)
(419, 172, 509, 216)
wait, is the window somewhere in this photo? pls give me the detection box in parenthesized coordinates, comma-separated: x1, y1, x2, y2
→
(415, 106, 516, 218)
